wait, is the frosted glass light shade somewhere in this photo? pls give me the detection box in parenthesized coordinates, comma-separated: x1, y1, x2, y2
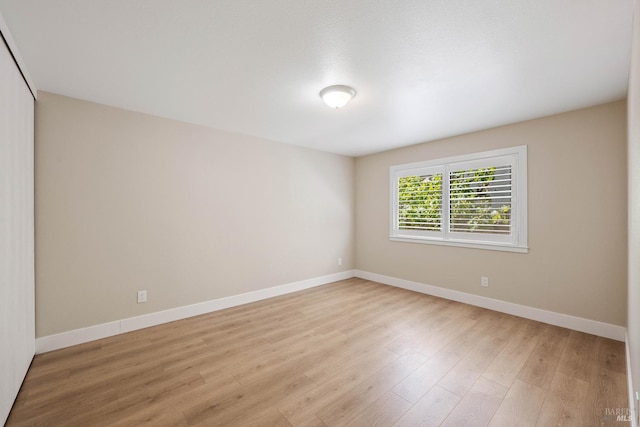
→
(319, 85, 356, 109)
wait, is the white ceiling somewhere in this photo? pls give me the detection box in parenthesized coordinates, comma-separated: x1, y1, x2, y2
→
(0, 0, 634, 156)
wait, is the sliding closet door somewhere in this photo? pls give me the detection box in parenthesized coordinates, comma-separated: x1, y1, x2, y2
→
(0, 34, 35, 424)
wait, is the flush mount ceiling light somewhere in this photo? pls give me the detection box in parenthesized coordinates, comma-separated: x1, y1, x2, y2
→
(319, 85, 356, 109)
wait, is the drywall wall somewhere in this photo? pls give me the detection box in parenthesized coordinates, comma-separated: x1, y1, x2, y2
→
(355, 101, 627, 327)
(35, 91, 354, 337)
(628, 0, 640, 421)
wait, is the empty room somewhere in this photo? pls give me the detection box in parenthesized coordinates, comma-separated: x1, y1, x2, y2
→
(1, 0, 640, 426)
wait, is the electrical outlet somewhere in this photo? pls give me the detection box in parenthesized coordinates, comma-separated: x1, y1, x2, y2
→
(481, 277, 489, 287)
(137, 290, 147, 304)
(338, 257, 343, 266)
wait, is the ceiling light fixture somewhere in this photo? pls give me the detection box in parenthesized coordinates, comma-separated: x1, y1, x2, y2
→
(319, 85, 356, 109)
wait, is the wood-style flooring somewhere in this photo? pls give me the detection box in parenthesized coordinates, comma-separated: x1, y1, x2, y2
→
(7, 278, 629, 426)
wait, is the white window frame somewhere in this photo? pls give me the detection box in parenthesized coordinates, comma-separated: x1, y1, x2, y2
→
(390, 145, 528, 253)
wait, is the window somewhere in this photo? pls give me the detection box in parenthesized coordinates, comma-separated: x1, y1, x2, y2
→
(390, 146, 527, 252)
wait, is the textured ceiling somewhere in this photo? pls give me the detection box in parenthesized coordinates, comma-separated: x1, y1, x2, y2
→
(0, 0, 634, 156)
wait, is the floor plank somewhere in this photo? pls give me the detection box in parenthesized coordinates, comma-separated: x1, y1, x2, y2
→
(535, 372, 589, 427)
(482, 320, 544, 387)
(392, 386, 460, 427)
(516, 324, 570, 390)
(343, 392, 411, 427)
(437, 334, 506, 396)
(315, 352, 427, 426)
(488, 379, 546, 427)
(6, 279, 629, 427)
(441, 377, 507, 427)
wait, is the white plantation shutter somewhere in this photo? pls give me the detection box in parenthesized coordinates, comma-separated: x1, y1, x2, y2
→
(449, 165, 512, 235)
(392, 166, 443, 238)
(390, 146, 527, 252)
(397, 170, 442, 232)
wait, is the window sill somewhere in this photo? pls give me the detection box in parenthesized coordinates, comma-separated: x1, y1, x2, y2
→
(389, 236, 529, 253)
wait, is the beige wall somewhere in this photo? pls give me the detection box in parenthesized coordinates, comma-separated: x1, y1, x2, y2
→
(36, 90, 628, 341)
(628, 0, 640, 420)
(355, 101, 627, 326)
(35, 91, 354, 337)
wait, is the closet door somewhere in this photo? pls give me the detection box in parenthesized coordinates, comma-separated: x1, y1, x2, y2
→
(0, 34, 35, 424)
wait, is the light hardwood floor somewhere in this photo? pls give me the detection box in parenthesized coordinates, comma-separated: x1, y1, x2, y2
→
(7, 279, 629, 426)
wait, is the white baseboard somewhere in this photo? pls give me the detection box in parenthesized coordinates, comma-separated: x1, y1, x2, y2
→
(627, 332, 638, 427)
(354, 270, 626, 342)
(35, 270, 354, 354)
(36, 268, 626, 353)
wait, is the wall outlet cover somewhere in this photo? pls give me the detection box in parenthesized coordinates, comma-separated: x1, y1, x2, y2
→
(137, 290, 147, 304)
